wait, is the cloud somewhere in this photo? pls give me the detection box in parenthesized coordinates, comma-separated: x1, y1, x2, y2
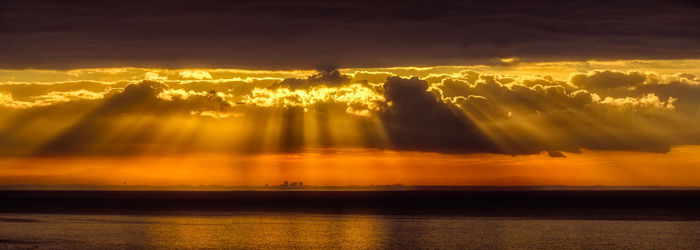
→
(243, 84, 383, 115)
(569, 70, 700, 115)
(273, 69, 351, 89)
(0, 92, 32, 109)
(1, 67, 700, 157)
(380, 76, 498, 152)
(547, 151, 566, 158)
(22, 81, 235, 156)
(2, 1, 700, 69)
(570, 71, 647, 90)
(0, 89, 106, 109)
(90, 81, 235, 117)
(376, 70, 700, 154)
(179, 71, 212, 80)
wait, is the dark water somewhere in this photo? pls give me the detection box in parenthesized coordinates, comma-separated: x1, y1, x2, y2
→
(1, 190, 700, 249)
(1, 213, 700, 249)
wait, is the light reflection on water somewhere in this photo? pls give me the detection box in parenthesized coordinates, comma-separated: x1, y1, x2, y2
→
(1, 213, 699, 249)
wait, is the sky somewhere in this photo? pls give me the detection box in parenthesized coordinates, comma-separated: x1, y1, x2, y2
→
(1, 1, 700, 187)
(2, 0, 700, 69)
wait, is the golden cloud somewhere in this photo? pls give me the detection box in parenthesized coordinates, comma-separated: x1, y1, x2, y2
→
(2, 60, 700, 157)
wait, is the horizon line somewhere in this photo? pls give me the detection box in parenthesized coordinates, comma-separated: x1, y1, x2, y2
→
(2, 184, 699, 191)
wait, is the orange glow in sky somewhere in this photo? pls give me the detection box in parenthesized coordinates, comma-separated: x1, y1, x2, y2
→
(1, 147, 699, 187)
(2, 60, 700, 188)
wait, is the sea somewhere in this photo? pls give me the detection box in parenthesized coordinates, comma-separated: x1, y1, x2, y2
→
(1, 190, 699, 249)
(1, 213, 700, 249)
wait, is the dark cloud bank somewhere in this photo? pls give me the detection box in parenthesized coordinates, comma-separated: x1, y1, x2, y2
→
(2, 0, 700, 69)
(1, 69, 700, 157)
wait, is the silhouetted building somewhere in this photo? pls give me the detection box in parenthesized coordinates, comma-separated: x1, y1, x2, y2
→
(279, 180, 304, 188)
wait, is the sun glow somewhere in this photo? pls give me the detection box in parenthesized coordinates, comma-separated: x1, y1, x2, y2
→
(2, 59, 700, 187)
(1, 147, 700, 187)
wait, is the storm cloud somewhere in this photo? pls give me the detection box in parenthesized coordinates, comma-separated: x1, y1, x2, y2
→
(1, 64, 700, 157)
(1, 0, 700, 69)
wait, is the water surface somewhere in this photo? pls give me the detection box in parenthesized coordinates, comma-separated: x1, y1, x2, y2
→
(1, 213, 699, 249)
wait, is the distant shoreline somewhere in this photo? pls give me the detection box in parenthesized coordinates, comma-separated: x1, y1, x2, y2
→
(1, 185, 698, 191)
(2, 190, 700, 220)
